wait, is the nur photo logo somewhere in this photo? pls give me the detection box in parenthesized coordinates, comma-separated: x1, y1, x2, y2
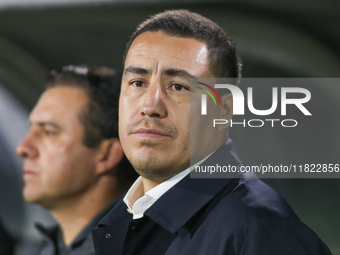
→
(196, 79, 312, 128)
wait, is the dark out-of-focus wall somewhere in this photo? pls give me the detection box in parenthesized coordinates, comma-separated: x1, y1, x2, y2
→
(0, 1, 338, 254)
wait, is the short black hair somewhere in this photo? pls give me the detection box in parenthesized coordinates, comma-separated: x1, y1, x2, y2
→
(47, 65, 138, 189)
(124, 9, 242, 79)
(48, 65, 119, 147)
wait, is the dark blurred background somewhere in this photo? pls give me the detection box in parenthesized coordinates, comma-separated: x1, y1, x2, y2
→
(0, 0, 339, 254)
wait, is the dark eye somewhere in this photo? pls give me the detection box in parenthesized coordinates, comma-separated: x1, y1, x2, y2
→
(42, 129, 57, 136)
(43, 130, 55, 136)
(131, 81, 145, 87)
(172, 84, 187, 91)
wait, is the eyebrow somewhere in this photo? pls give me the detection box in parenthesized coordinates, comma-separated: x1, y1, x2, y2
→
(124, 66, 149, 76)
(124, 66, 196, 81)
(36, 121, 61, 130)
(163, 69, 196, 81)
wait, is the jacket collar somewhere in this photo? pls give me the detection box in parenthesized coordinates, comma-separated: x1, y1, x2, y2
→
(98, 198, 131, 226)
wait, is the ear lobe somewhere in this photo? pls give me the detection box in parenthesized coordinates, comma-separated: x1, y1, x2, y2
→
(96, 138, 124, 175)
(220, 93, 233, 120)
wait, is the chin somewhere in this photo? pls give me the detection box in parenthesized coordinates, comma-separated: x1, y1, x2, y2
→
(137, 171, 178, 180)
(23, 191, 38, 203)
(133, 159, 185, 180)
(23, 186, 42, 203)
(137, 168, 178, 180)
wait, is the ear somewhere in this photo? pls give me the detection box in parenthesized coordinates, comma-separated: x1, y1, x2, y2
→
(95, 138, 124, 175)
(220, 92, 233, 120)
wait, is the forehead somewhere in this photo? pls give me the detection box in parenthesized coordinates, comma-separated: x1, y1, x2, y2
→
(30, 86, 88, 123)
(125, 31, 210, 75)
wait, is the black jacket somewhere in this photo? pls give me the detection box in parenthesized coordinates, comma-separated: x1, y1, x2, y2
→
(0, 218, 15, 255)
(92, 140, 331, 255)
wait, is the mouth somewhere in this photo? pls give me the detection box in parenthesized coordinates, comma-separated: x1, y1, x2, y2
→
(132, 128, 171, 139)
(23, 168, 37, 178)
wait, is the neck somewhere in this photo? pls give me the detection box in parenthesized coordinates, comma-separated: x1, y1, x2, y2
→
(49, 177, 121, 246)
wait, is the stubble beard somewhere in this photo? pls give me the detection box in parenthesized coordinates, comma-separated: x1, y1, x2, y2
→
(129, 151, 180, 180)
(125, 117, 185, 179)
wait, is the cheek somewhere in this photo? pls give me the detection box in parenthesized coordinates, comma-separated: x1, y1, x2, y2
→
(40, 145, 73, 181)
(42, 147, 96, 191)
(57, 144, 69, 154)
(119, 98, 134, 125)
(172, 108, 191, 147)
(118, 116, 129, 148)
(40, 143, 80, 178)
(119, 98, 142, 139)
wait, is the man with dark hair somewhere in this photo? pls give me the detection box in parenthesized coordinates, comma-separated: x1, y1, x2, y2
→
(16, 65, 138, 255)
(123, 10, 242, 79)
(92, 10, 331, 255)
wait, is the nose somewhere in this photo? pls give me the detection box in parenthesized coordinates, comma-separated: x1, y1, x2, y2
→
(16, 131, 38, 159)
(141, 85, 168, 118)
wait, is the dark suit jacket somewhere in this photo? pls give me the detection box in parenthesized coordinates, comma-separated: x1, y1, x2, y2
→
(92, 140, 332, 255)
(0, 218, 15, 255)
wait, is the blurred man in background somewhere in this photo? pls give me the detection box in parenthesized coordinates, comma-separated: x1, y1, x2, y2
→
(16, 66, 137, 255)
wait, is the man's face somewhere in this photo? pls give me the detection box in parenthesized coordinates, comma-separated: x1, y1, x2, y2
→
(119, 31, 216, 180)
(16, 86, 100, 209)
